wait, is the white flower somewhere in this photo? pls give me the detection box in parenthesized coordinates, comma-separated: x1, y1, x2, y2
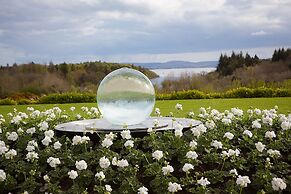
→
(254, 108, 261, 115)
(81, 106, 88, 112)
(44, 130, 54, 138)
(162, 165, 174, 175)
(205, 120, 216, 129)
(265, 131, 276, 139)
(255, 142, 265, 152)
(243, 130, 253, 138)
(124, 140, 134, 148)
(0, 141, 8, 155)
(155, 108, 161, 116)
(75, 160, 87, 170)
(196, 124, 207, 133)
(230, 169, 238, 176)
(70, 107, 76, 111)
(99, 156, 111, 169)
(5, 149, 17, 159)
(105, 185, 112, 192)
(262, 117, 273, 126)
(228, 149, 240, 157)
(223, 132, 234, 140)
(191, 127, 201, 137)
(152, 150, 163, 161)
(189, 140, 197, 149)
(138, 186, 148, 194)
(72, 135, 82, 145)
(17, 128, 24, 134)
(121, 130, 131, 139)
(174, 129, 183, 137)
(53, 141, 62, 150)
(186, 151, 198, 160)
(0, 170, 6, 182)
(95, 171, 105, 180)
(188, 111, 195, 118)
(38, 121, 49, 131)
(26, 151, 39, 162)
(147, 128, 153, 133)
(222, 118, 232, 125)
(197, 177, 210, 187)
(221, 151, 229, 158)
(211, 140, 223, 149)
(43, 174, 50, 182)
(236, 175, 251, 187)
(271, 177, 287, 191)
(47, 157, 61, 168)
(68, 170, 78, 180)
(42, 136, 52, 146)
(101, 138, 113, 148)
(11, 115, 22, 124)
(105, 132, 116, 140)
(26, 127, 36, 135)
(182, 163, 194, 173)
(281, 121, 290, 130)
(26, 145, 35, 152)
(81, 136, 90, 144)
(175, 103, 183, 110)
(252, 120, 261, 129)
(168, 182, 182, 193)
(6, 132, 18, 141)
(267, 149, 281, 157)
(112, 157, 118, 166)
(117, 159, 129, 168)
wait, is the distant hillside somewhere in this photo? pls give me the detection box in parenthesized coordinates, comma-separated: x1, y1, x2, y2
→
(0, 61, 158, 98)
(133, 60, 217, 69)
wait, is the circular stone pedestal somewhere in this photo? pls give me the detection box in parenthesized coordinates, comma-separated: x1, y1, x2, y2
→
(55, 117, 201, 133)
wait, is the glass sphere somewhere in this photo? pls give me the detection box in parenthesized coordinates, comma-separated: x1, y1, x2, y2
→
(97, 67, 155, 125)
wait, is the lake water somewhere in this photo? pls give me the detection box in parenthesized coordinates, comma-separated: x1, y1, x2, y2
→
(150, 67, 216, 87)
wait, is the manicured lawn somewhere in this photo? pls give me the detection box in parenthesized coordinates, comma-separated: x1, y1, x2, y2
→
(0, 97, 290, 118)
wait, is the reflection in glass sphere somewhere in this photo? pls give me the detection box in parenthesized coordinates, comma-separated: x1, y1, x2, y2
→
(97, 67, 155, 125)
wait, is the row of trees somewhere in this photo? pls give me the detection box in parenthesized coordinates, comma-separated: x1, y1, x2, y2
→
(0, 61, 158, 98)
(272, 48, 291, 62)
(216, 52, 260, 76)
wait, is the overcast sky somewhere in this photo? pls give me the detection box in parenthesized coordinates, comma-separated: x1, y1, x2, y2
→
(0, 0, 290, 64)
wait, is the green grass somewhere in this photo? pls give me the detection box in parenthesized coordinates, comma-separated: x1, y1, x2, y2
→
(0, 97, 290, 118)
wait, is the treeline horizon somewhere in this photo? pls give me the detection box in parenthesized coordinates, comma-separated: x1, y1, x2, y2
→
(0, 61, 158, 99)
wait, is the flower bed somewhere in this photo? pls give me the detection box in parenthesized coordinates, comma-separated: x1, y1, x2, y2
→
(0, 105, 290, 193)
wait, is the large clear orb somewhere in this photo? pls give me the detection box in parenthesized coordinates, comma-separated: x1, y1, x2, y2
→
(97, 67, 155, 125)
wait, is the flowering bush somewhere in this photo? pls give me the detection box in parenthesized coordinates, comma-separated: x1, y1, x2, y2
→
(0, 105, 290, 193)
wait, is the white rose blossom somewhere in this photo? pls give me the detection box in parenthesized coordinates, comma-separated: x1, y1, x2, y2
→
(162, 165, 174, 175)
(5, 149, 17, 159)
(121, 130, 131, 139)
(236, 175, 251, 187)
(68, 170, 78, 180)
(42, 136, 52, 146)
(189, 140, 198, 149)
(211, 140, 223, 149)
(265, 131, 276, 139)
(152, 150, 163, 161)
(243, 130, 253, 138)
(117, 159, 129, 168)
(26, 127, 36, 135)
(138, 186, 148, 194)
(6, 132, 18, 141)
(99, 156, 111, 169)
(26, 151, 39, 162)
(186, 151, 198, 160)
(168, 182, 182, 193)
(230, 169, 238, 176)
(101, 138, 113, 148)
(223, 132, 234, 140)
(53, 141, 62, 150)
(271, 177, 286, 191)
(47, 157, 61, 168)
(105, 185, 112, 192)
(0, 170, 7, 182)
(124, 140, 134, 148)
(43, 175, 50, 182)
(95, 171, 105, 180)
(255, 142, 265, 152)
(75, 160, 87, 170)
(197, 177, 210, 186)
(182, 163, 194, 173)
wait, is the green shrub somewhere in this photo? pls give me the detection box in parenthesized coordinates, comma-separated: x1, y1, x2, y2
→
(17, 99, 36, 105)
(0, 98, 17, 105)
(38, 93, 96, 104)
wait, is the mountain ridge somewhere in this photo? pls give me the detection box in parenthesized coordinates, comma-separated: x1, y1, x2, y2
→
(131, 60, 218, 69)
